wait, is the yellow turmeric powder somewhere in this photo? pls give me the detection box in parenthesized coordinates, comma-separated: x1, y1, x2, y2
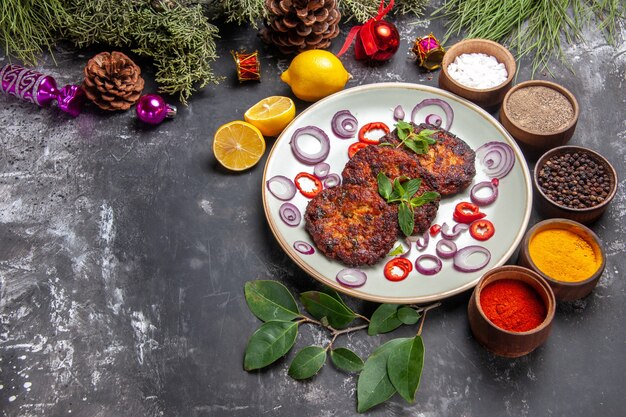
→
(528, 229, 600, 282)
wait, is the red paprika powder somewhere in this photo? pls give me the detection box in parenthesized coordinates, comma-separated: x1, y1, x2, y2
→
(479, 279, 547, 332)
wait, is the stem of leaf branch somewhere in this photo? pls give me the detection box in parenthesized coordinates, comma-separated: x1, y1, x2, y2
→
(416, 302, 441, 336)
(328, 324, 370, 349)
(297, 316, 370, 350)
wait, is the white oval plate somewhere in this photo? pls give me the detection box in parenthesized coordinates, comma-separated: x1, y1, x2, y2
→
(262, 83, 532, 304)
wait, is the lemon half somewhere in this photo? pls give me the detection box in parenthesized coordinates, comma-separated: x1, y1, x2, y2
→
(244, 96, 296, 136)
(212, 121, 266, 171)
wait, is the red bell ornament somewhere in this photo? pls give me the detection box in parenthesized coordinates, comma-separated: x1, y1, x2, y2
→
(338, 0, 400, 62)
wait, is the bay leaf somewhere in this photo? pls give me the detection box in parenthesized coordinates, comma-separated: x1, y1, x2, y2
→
(368, 304, 402, 335)
(330, 347, 364, 373)
(300, 291, 356, 329)
(397, 306, 420, 325)
(243, 321, 298, 371)
(357, 338, 409, 413)
(288, 346, 327, 380)
(244, 280, 300, 322)
(387, 335, 425, 403)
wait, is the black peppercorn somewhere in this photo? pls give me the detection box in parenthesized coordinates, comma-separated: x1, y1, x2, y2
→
(537, 152, 611, 209)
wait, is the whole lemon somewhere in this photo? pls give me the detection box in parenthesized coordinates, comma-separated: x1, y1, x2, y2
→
(280, 50, 352, 102)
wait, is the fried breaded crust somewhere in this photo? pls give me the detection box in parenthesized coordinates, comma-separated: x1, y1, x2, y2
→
(381, 123, 476, 196)
(341, 145, 440, 235)
(304, 184, 398, 267)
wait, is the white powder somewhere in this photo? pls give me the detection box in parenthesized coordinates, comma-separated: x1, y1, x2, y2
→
(447, 53, 508, 89)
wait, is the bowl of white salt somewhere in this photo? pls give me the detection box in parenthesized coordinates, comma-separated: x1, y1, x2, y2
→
(438, 38, 516, 109)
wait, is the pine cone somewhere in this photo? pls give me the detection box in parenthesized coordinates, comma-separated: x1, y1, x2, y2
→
(83, 51, 145, 111)
(261, 0, 341, 54)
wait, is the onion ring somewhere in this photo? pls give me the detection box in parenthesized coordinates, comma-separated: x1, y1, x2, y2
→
(279, 202, 301, 227)
(475, 141, 515, 179)
(290, 126, 331, 165)
(436, 239, 457, 259)
(425, 113, 442, 127)
(293, 240, 315, 255)
(470, 180, 499, 206)
(414, 231, 430, 251)
(440, 222, 469, 240)
(453, 245, 491, 272)
(331, 110, 358, 139)
(313, 162, 331, 179)
(323, 173, 341, 188)
(266, 175, 297, 201)
(336, 268, 367, 288)
(415, 254, 442, 275)
(411, 98, 454, 131)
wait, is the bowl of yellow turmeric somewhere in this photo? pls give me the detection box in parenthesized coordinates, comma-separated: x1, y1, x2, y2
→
(517, 218, 605, 301)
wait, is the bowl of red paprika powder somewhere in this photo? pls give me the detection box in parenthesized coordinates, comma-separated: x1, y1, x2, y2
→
(468, 265, 556, 358)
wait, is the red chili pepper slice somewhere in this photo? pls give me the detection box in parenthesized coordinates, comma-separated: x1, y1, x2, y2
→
(294, 172, 323, 198)
(453, 201, 487, 224)
(384, 258, 413, 282)
(358, 122, 390, 144)
(429, 224, 441, 237)
(348, 142, 369, 158)
(469, 219, 495, 241)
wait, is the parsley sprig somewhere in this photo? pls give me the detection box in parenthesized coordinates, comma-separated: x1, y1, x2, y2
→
(377, 172, 440, 237)
(387, 120, 437, 154)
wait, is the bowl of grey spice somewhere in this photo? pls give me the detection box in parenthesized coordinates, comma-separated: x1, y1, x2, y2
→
(500, 80, 579, 153)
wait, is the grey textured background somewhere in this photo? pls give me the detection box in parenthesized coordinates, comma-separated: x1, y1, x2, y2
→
(1, 6, 625, 417)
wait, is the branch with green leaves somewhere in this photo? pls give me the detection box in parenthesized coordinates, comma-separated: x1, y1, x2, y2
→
(436, 0, 625, 76)
(243, 280, 440, 413)
(377, 172, 440, 237)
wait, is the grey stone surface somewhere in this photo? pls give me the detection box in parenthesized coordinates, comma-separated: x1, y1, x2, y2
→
(1, 9, 625, 417)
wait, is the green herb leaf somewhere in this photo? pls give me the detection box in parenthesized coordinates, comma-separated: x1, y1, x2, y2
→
(243, 321, 298, 371)
(403, 178, 422, 199)
(387, 336, 425, 403)
(300, 291, 357, 329)
(398, 202, 415, 237)
(394, 122, 437, 155)
(288, 346, 327, 380)
(410, 191, 441, 208)
(393, 177, 406, 196)
(357, 338, 410, 413)
(417, 129, 438, 141)
(396, 120, 413, 134)
(330, 347, 364, 373)
(368, 304, 402, 335)
(377, 172, 393, 200)
(388, 244, 406, 257)
(403, 139, 429, 154)
(395, 120, 412, 140)
(397, 307, 421, 325)
(244, 280, 300, 322)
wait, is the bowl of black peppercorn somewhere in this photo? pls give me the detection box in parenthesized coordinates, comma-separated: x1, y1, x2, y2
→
(533, 145, 618, 224)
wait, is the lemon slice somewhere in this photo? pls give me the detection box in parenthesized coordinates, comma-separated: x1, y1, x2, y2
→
(244, 96, 296, 137)
(212, 121, 266, 171)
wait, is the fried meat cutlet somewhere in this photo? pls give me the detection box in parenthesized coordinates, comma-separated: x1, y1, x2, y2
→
(341, 145, 440, 235)
(381, 122, 476, 196)
(304, 184, 398, 267)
